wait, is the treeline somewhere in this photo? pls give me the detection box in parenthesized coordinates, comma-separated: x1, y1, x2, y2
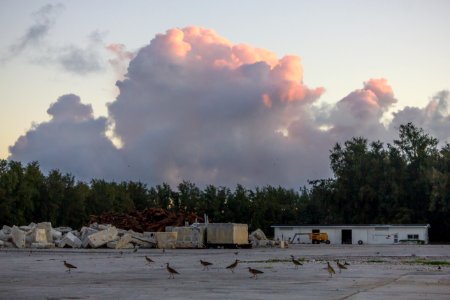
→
(0, 123, 449, 241)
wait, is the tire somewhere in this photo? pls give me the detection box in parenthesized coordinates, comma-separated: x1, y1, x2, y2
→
(325, 240, 330, 244)
(358, 240, 363, 245)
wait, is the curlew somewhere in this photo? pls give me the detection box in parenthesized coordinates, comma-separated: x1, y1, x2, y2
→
(290, 255, 303, 269)
(63, 260, 77, 273)
(226, 259, 239, 273)
(200, 259, 213, 270)
(248, 267, 264, 279)
(326, 262, 336, 277)
(336, 260, 347, 273)
(166, 263, 179, 279)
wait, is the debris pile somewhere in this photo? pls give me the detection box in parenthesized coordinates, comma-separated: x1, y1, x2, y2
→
(0, 208, 204, 250)
(88, 208, 203, 232)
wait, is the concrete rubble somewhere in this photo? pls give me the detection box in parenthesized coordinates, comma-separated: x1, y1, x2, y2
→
(86, 226, 118, 248)
(249, 228, 275, 247)
(59, 232, 82, 248)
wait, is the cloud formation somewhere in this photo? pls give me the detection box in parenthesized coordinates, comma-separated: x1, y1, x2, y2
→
(4, 4, 107, 74)
(8, 3, 64, 55)
(9, 27, 450, 188)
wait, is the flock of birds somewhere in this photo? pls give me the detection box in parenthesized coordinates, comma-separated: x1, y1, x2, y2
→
(61, 249, 350, 279)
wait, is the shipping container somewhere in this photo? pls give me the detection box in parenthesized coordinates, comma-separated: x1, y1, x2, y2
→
(206, 223, 250, 248)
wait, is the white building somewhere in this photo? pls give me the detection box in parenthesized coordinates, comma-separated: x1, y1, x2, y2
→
(271, 224, 430, 245)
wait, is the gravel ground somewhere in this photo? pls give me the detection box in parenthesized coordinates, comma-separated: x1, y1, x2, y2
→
(1, 244, 449, 299)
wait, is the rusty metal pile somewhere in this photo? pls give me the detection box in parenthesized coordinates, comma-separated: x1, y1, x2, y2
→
(88, 208, 203, 233)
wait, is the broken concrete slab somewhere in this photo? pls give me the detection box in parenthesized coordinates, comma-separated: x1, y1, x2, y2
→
(36, 222, 53, 243)
(2, 225, 12, 235)
(33, 228, 48, 243)
(80, 226, 99, 248)
(155, 232, 177, 249)
(59, 232, 82, 248)
(11, 226, 26, 248)
(87, 226, 118, 248)
(115, 234, 133, 249)
(51, 229, 62, 241)
(0, 229, 10, 242)
(54, 227, 72, 234)
(30, 242, 55, 249)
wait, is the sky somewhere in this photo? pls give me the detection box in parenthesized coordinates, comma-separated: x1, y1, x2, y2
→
(1, 0, 449, 188)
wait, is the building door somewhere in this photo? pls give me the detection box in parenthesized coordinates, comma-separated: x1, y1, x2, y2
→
(342, 229, 352, 244)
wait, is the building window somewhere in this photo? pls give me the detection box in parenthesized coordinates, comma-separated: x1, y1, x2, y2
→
(407, 234, 419, 240)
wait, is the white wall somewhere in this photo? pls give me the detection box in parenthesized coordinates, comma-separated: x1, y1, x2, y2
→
(273, 226, 429, 244)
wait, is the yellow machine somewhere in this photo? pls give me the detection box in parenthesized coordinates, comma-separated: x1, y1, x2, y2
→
(309, 232, 330, 244)
(290, 232, 331, 244)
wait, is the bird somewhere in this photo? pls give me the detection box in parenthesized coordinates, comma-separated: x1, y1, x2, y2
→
(133, 245, 139, 253)
(234, 251, 239, 256)
(162, 248, 166, 254)
(63, 260, 77, 273)
(226, 259, 239, 273)
(248, 267, 264, 279)
(166, 263, 179, 279)
(200, 259, 213, 270)
(326, 262, 336, 277)
(336, 260, 347, 273)
(145, 256, 154, 264)
(291, 255, 303, 269)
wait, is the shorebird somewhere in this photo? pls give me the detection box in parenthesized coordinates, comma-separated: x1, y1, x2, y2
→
(63, 260, 77, 273)
(166, 263, 179, 279)
(234, 251, 239, 256)
(226, 259, 239, 273)
(326, 262, 336, 277)
(291, 255, 303, 269)
(200, 259, 213, 270)
(336, 260, 347, 273)
(145, 256, 154, 264)
(248, 267, 264, 279)
(133, 245, 139, 253)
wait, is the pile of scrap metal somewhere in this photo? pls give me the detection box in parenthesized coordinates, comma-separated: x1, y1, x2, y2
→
(88, 208, 203, 233)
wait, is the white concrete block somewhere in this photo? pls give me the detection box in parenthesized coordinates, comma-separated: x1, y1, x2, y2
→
(51, 229, 62, 241)
(2, 225, 12, 234)
(31, 242, 55, 249)
(81, 227, 98, 248)
(0, 229, 10, 241)
(115, 234, 133, 249)
(59, 232, 82, 248)
(11, 226, 26, 248)
(87, 226, 118, 248)
(36, 222, 53, 243)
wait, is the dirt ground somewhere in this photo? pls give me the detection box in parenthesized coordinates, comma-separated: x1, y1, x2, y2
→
(1, 244, 449, 299)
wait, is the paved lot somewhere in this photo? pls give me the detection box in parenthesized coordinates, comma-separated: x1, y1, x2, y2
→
(1, 244, 449, 299)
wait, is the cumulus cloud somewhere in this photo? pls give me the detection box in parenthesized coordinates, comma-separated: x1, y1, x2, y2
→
(391, 90, 450, 143)
(8, 26, 450, 188)
(9, 94, 126, 181)
(106, 43, 135, 79)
